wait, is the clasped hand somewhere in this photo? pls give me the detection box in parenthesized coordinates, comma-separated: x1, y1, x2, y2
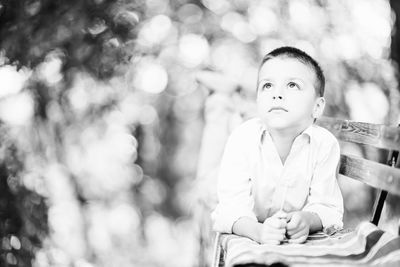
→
(258, 211, 310, 244)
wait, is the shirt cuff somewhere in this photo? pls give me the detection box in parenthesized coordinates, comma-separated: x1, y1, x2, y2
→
(211, 206, 257, 234)
(303, 204, 343, 229)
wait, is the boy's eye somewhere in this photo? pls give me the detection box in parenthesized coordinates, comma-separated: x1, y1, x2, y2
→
(288, 82, 299, 89)
(262, 83, 272, 90)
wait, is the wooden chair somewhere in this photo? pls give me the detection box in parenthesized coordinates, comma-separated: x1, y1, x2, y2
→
(211, 116, 400, 267)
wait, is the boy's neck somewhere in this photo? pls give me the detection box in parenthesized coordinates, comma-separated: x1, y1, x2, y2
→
(266, 125, 312, 165)
(267, 126, 306, 142)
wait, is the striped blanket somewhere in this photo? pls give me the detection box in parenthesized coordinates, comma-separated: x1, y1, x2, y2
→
(220, 222, 400, 266)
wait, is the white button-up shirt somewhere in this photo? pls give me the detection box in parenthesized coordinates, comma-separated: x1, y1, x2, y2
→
(212, 118, 344, 234)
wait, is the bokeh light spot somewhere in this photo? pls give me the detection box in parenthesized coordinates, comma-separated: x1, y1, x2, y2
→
(248, 5, 278, 36)
(10, 236, 21, 250)
(38, 51, 64, 85)
(0, 92, 34, 125)
(202, 0, 231, 14)
(138, 15, 172, 47)
(179, 34, 210, 67)
(134, 59, 168, 94)
(177, 4, 203, 24)
(0, 65, 30, 98)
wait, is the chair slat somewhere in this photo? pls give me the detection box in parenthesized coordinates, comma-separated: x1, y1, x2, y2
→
(211, 232, 222, 267)
(316, 117, 400, 151)
(339, 154, 400, 196)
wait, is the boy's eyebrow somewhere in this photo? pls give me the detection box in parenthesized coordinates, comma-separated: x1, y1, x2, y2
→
(287, 77, 306, 83)
(258, 77, 306, 83)
(258, 78, 274, 84)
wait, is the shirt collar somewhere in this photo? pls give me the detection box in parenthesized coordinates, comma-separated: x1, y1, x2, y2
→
(302, 125, 313, 143)
(259, 121, 314, 145)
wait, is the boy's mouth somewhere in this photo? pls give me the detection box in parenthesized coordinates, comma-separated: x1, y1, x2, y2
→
(268, 107, 288, 112)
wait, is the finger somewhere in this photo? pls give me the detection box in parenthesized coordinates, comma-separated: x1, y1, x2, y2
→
(286, 212, 294, 222)
(262, 224, 287, 234)
(286, 228, 299, 236)
(288, 228, 307, 239)
(286, 223, 309, 235)
(273, 210, 288, 220)
(286, 218, 300, 231)
(265, 217, 287, 229)
(262, 232, 286, 242)
(286, 223, 306, 236)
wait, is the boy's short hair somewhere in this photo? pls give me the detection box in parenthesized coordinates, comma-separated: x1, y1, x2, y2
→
(260, 46, 325, 97)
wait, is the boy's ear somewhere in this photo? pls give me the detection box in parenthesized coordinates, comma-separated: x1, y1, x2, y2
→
(312, 97, 325, 119)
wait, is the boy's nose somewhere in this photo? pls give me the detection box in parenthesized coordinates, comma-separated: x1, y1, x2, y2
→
(272, 93, 284, 100)
(272, 86, 284, 100)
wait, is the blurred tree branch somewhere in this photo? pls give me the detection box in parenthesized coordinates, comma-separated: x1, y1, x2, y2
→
(0, 0, 145, 266)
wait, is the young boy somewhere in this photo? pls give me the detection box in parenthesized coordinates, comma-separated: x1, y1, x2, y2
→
(211, 46, 343, 244)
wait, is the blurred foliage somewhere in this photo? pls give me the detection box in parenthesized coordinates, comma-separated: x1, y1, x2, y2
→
(0, 136, 47, 267)
(0, 0, 142, 79)
(0, 0, 399, 267)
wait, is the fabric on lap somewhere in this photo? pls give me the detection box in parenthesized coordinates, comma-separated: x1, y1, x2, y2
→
(221, 221, 400, 267)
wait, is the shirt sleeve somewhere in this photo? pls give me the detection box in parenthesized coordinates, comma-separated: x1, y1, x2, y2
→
(303, 138, 344, 229)
(211, 130, 257, 233)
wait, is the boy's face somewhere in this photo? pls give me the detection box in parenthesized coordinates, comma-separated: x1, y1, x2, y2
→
(256, 56, 325, 133)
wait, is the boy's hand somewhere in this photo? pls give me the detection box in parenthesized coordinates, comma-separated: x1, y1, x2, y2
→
(258, 211, 288, 245)
(286, 211, 311, 243)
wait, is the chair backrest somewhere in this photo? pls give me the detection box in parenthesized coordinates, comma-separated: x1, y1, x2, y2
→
(316, 117, 400, 226)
